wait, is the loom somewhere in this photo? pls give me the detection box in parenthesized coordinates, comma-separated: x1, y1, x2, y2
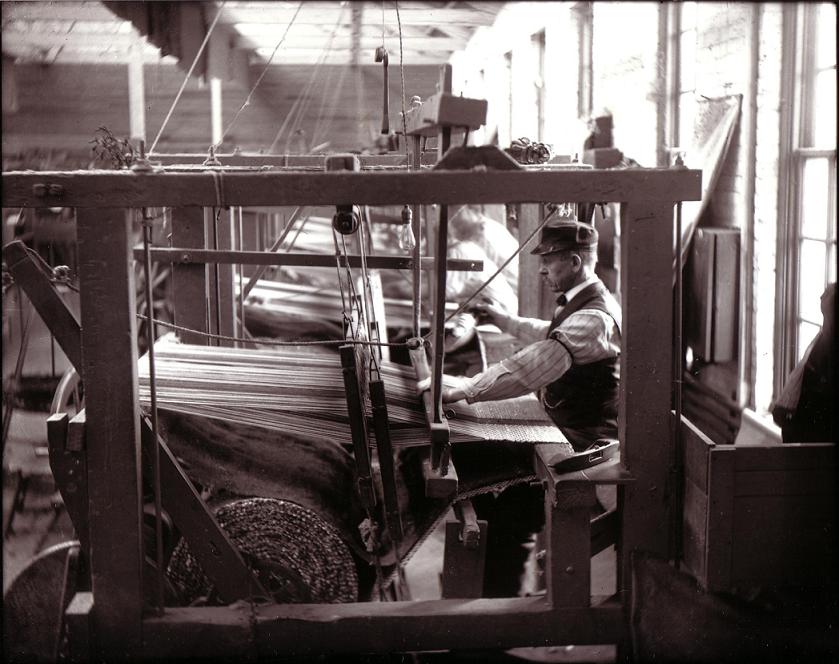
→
(2, 91, 702, 659)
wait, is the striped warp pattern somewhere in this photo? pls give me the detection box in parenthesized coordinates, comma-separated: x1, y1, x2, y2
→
(137, 340, 565, 446)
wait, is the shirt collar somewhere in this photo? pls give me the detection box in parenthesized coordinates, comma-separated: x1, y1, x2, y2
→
(559, 274, 599, 305)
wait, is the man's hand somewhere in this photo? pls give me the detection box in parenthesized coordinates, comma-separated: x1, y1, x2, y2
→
(469, 299, 512, 330)
(417, 375, 468, 403)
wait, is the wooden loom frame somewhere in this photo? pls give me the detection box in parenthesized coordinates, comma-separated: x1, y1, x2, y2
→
(2, 165, 701, 660)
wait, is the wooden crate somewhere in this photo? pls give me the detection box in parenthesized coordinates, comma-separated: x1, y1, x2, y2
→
(681, 417, 835, 592)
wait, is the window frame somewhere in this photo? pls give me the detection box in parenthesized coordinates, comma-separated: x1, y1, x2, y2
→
(775, 2, 837, 391)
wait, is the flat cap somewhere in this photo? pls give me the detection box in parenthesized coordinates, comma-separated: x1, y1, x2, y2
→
(530, 219, 598, 255)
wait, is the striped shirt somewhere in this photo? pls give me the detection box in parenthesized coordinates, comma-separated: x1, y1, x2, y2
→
(457, 276, 621, 403)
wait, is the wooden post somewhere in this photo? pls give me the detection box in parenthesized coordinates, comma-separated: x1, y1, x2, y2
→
(208, 208, 236, 345)
(127, 35, 145, 143)
(545, 484, 596, 608)
(171, 207, 209, 345)
(618, 201, 674, 592)
(516, 203, 547, 318)
(76, 208, 144, 658)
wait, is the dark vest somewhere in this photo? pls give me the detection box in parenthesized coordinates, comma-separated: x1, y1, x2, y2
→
(542, 280, 621, 435)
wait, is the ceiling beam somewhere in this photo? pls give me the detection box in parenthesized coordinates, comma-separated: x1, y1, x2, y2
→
(218, 8, 498, 27)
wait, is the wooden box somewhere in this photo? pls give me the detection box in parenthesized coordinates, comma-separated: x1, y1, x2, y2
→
(681, 417, 835, 592)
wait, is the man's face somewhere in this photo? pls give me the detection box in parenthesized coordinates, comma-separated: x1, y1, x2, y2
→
(539, 251, 579, 293)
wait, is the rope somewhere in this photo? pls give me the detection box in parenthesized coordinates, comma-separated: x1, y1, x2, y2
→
(215, 2, 304, 149)
(432, 206, 559, 331)
(210, 170, 225, 208)
(267, 11, 341, 154)
(150, 1, 226, 155)
(136, 314, 411, 349)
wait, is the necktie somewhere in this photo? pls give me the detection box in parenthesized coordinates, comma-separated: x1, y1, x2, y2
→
(556, 293, 568, 307)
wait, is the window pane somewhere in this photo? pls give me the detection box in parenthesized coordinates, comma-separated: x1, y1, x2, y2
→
(681, 2, 696, 30)
(813, 69, 837, 146)
(829, 243, 837, 282)
(816, 2, 837, 69)
(798, 321, 820, 362)
(801, 158, 829, 238)
(799, 239, 827, 322)
(679, 92, 695, 149)
(680, 30, 696, 93)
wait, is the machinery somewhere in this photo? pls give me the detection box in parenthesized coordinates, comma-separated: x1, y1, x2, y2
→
(2, 91, 703, 661)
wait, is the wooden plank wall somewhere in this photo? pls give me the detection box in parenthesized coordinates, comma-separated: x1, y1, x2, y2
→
(2, 62, 442, 159)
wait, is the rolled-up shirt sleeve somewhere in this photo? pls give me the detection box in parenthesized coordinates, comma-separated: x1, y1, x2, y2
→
(456, 308, 619, 404)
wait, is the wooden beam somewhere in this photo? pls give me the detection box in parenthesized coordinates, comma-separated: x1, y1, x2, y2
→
(76, 207, 144, 657)
(2, 169, 703, 208)
(618, 201, 675, 591)
(221, 9, 498, 26)
(141, 598, 624, 658)
(134, 247, 482, 273)
(170, 207, 210, 345)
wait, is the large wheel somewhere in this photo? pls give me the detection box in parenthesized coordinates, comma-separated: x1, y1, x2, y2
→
(2, 540, 81, 663)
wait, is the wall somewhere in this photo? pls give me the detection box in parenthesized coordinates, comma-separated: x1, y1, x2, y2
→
(1, 60, 442, 160)
(451, 2, 791, 423)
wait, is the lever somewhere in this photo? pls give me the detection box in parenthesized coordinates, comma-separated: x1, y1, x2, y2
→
(375, 46, 389, 134)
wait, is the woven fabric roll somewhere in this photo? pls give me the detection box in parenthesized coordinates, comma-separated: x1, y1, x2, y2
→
(166, 498, 359, 606)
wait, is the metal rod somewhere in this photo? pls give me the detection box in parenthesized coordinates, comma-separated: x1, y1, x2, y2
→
(411, 134, 423, 338)
(141, 212, 165, 614)
(674, 200, 684, 568)
(236, 206, 245, 346)
(431, 203, 448, 425)
(211, 209, 223, 346)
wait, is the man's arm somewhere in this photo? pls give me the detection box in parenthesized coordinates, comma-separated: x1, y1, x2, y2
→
(472, 301, 549, 343)
(442, 309, 619, 403)
(442, 338, 573, 403)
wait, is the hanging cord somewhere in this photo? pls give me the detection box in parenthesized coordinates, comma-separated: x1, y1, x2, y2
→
(216, 2, 303, 149)
(282, 19, 340, 154)
(149, 1, 226, 155)
(267, 11, 340, 153)
(395, 1, 409, 159)
(426, 205, 559, 335)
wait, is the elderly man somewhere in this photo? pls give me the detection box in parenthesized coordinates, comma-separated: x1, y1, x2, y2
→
(443, 219, 622, 453)
(441, 219, 622, 598)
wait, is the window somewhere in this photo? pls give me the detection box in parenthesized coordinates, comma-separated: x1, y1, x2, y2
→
(503, 50, 513, 146)
(532, 31, 546, 141)
(666, 1, 697, 152)
(779, 2, 837, 379)
(573, 2, 593, 119)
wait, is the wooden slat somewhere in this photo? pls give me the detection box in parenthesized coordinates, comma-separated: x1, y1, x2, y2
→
(2, 169, 703, 208)
(151, 153, 439, 167)
(681, 477, 709, 585)
(729, 442, 835, 471)
(705, 446, 735, 592)
(170, 207, 209, 345)
(76, 207, 144, 656)
(681, 416, 713, 490)
(142, 599, 624, 658)
(733, 469, 835, 497)
(618, 201, 676, 588)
